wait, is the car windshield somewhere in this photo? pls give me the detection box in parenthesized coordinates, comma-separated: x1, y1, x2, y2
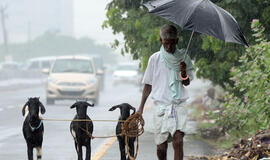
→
(117, 65, 137, 71)
(52, 59, 93, 73)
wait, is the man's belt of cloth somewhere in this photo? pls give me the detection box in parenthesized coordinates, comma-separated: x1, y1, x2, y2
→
(41, 112, 144, 160)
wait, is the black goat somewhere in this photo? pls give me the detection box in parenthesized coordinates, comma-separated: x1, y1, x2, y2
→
(22, 97, 46, 160)
(109, 103, 136, 160)
(70, 101, 94, 160)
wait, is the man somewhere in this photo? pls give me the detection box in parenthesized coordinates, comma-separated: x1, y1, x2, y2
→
(137, 24, 194, 160)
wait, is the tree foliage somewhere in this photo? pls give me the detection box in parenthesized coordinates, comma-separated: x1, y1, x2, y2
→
(103, 0, 203, 70)
(196, 0, 270, 88)
(213, 20, 270, 136)
(103, 0, 270, 88)
(103, 0, 165, 69)
(0, 31, 117, 64)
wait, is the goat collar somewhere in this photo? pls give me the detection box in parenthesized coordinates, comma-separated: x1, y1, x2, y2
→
(29, 120, 43, 132)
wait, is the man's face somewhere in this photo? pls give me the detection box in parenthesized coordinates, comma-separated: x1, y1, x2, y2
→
(160, 38, 178, 54)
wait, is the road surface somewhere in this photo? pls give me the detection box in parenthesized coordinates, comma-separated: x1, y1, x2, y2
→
(0, 71, 216, 160)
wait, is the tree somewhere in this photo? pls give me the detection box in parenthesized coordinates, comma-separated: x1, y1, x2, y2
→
(103, 0, 270, 89)
(196, 0, 270, 88)
(103, 0, 205, 70)
(0, 31, 118, 64)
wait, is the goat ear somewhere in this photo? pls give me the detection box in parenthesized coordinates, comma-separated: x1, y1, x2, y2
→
(70, 104, 76, 109)
(39, 102, 46, 114)
(130, 106, 136, 115)
(86, 102, 94, 107)
(108, 105, 121, 111)
(22, 102, 28, 116)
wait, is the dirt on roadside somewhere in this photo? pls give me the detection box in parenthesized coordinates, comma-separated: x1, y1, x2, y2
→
(188, 129, 270, 160)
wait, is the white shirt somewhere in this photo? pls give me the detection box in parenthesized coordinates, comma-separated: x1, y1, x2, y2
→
(142, 51, 194, 105)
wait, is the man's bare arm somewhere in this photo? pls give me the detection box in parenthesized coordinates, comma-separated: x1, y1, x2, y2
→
(138, 84, 152, 115)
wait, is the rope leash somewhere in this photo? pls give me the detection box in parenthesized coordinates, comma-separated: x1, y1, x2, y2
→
(41, 113, 144, 160)
(122, 112, 144, 160)
(41, 118, 126, 122)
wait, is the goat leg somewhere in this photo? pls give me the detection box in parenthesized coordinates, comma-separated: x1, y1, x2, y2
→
(27, 144, 34, 160)
(36, 147, 42, 160)
(78, 144, 83, 160)
(74, 142, 83, 160)
(86, 144, 91, 160)
(118, 138, 127, 160)
(127, 138, 135, 160)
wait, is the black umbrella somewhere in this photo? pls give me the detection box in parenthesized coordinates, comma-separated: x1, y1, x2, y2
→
(143, 0, 249, 59)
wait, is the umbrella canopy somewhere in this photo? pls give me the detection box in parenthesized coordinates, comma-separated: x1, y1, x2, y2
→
(143, 0, 248, 47)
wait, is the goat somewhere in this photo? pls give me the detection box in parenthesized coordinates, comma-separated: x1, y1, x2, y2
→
(109, 103, 136, 160)
(22, 97, 46, 160)
(70, 101, 94, 160)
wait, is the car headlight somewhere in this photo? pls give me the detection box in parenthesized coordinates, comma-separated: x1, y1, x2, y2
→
(48, 77, 56, 84)
(88, 78, 97, 85)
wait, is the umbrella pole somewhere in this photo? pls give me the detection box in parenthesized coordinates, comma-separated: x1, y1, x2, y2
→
(184, 30, 195, 60)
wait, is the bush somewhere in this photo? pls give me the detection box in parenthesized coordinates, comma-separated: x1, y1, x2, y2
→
(214, 20, 270, 137)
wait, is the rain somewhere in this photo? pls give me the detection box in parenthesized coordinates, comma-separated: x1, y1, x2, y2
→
(0, 0, 269, 160)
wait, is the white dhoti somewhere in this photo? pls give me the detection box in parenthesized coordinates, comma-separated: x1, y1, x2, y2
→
(153, 102, 188, 145)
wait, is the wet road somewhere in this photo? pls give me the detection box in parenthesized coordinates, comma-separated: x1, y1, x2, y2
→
(0, 71, 215, 160)
(0, 72, 142, 160)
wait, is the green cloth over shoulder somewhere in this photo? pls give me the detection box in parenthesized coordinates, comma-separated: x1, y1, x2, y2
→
(160, 46, 193, 102)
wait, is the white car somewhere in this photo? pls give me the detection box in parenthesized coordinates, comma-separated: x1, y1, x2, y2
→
(44, 56, 100, 105)
(113, 63, 140, 85)
(23, 56, 56, 71)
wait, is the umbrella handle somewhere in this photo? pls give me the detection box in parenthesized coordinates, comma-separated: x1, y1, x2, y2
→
(183, 30, 195, 61)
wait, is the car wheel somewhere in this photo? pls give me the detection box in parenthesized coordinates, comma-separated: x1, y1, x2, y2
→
(47, 98, 55, 105)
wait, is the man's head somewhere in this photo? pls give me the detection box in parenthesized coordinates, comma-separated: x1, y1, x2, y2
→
(160, 24, 178, 54)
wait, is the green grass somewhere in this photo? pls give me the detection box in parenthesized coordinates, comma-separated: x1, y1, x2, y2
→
(195, 122, 242, 150)
(192, 133, 237, 150)
(198, 122, 215, 129)
(189, 107, 204, 120)
(209, 136, 238, 149)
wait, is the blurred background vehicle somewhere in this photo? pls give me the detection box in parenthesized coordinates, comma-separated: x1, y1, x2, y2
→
(22, 56, 56, 71)
(0, 61, 21, 70)
(0, 61, 22, 80)
(19, 56, 57, 79)
(112, 63, 141, 86)
(43, 56, 100, 105)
